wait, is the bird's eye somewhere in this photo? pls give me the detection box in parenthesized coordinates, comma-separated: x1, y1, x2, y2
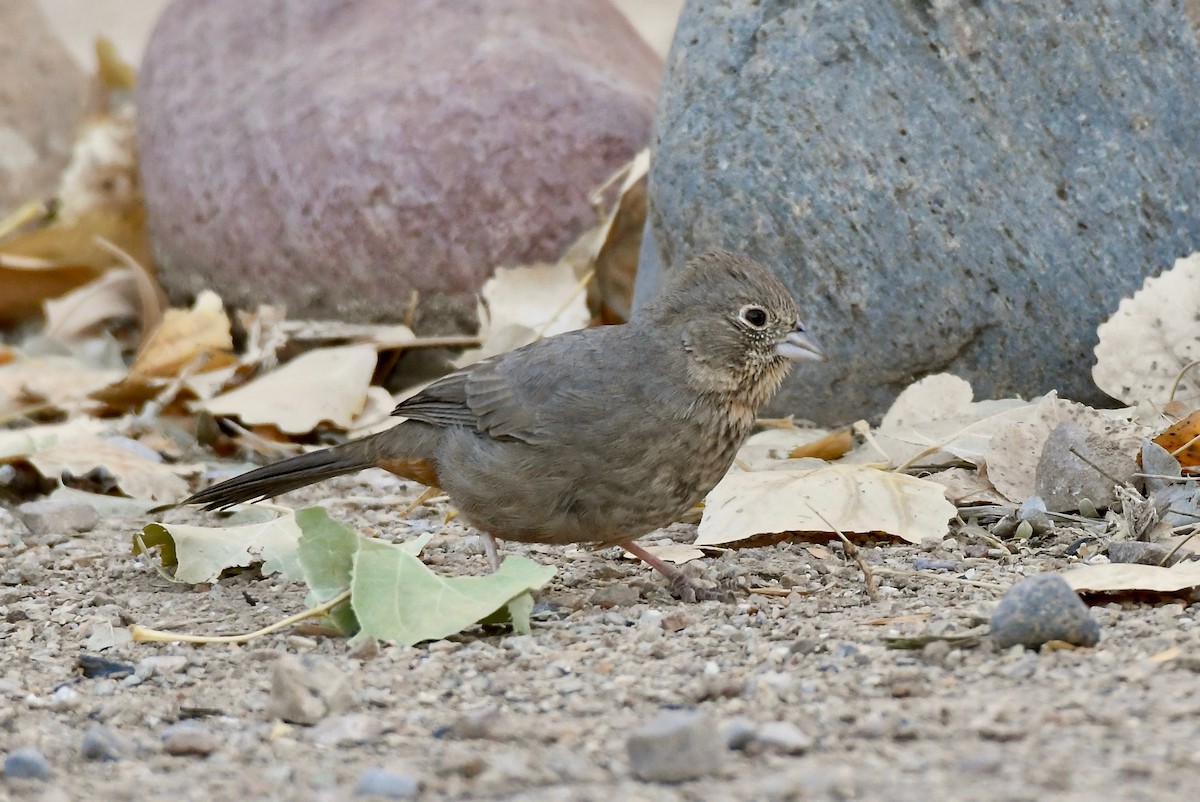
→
(739, 305, 769, 329)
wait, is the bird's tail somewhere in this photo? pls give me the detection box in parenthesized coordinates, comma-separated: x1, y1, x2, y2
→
(183, 426, 437, 510)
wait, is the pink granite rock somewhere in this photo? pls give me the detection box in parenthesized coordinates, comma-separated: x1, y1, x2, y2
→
(0, 0, 87, 213)
(137, 0, 660, 328)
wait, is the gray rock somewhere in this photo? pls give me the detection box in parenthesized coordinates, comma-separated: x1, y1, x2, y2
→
(641, 0, 1200, 422)
(1035, 421, 1138, 513)
(1107, 541, 1176, 566)
(0, 1, 86, 213)
(269, 654, 356, 725)
(81, 726, 127, 762)
(17, 500, 98, 538)
(160, 721, 219, 756)
(990, 573, 1100, 649)
(755, 721, 815, 755)
(590, 583, 641, 608)
(138, 0, 659, 328)
(355, 767, 420, 799)
(626, 709, 724, 783)
(3, 746, 51, 780)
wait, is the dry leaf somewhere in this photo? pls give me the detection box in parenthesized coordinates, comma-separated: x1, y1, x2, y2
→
(43, 267, 140, 341)
(0, 354, 124, 417)
(985, 394, 1145, 503)
(925, 467, 1010, 505)
(590, 148, 649, 323)
(0, 257, 102, 324)
(1093, 252, 1200, 408)
(274, 319, 418, 351)
(200, 344, 378, 435)
(1063, 562, 1200, 595)
(28, 437, 194, 501)
(857, 374, 1037, 468)
(881, 374, 974, 429)
(695, 464, 956, 547)
(0, 420, 195, 502)
(629, 543, 707, 565)
(734, 428, 833, 470)
(1151, 409, 1200, 469)
(789, 428, 854, 461)
(130, 290, 233, 378)
(454, 263, 591, 367)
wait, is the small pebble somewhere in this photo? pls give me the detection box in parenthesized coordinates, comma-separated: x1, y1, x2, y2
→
(135, 655, 190, 678)
(990, 573, 1100, 649)
(913, 558, 959, 572)
(269, 654, 356, 725)
(355, 767, 420, 798)
(17, 500, 98, 537)
(81, 726, 126, 762)
(446, 707, 497, 739)
(723, 717, 756, 750)
(161, 721, 219, 756)
(626, 709, 724, 783)
(4, 747, 51, 780)
(311, 713, 382, 747)
(590, 584, 640, 608)
(755, 721, 814, 755)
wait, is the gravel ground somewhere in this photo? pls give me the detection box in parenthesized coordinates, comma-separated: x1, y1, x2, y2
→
(3, 469, 1200, 802)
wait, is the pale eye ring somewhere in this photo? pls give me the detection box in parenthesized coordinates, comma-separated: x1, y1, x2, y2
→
(739, 305, 769, 329)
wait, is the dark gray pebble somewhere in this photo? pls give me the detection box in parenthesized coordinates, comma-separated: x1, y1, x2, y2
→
(4, 747, 51, 780)
(355, 768, 420, 799)
(990, 573, 1100, 649)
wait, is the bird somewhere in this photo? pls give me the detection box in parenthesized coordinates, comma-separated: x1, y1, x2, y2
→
(183, 250, 826, 600)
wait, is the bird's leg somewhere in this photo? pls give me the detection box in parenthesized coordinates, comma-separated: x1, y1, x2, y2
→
(620, 541, 734, 603)
(482, 533, 502, 573)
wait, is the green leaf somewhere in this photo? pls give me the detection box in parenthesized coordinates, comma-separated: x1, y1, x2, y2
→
(135, 523, 178, 567)
(295, 506, 437, 636)
(350, 539, 555, 646)
(135, 514, 305, 584)
(506, 592, 535, 635)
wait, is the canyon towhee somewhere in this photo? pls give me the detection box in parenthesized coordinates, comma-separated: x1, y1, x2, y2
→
(185, 251, 826, 599)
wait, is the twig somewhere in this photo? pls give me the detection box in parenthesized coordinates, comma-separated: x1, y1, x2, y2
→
(404, 289, 420, 331)
(1160, 530, 1200, 567)
(1169, 431, 1200, 460)
(131, 589, 351, 644)
(805, 503, 878, 601)
(1136, 473, 1200, 483)
(401, 485, 442, 517)
(1067, 446, 1123, 486)
(1169, 359, 1200, 402)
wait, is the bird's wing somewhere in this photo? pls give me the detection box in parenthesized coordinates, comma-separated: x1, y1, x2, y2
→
(391, 329, 612, 444)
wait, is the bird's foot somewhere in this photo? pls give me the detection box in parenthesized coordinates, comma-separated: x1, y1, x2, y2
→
(621, 540, 737, 604)
(666, 573, 736, 604)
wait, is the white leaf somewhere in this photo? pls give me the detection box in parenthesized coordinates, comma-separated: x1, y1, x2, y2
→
(696, 464, 956, 546)
(1093, 252, 1200, 407)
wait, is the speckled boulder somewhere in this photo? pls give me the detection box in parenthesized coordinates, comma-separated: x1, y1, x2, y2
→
(138, 0, 660, 328)
(638, 0, 1200, 423)
(0, 0, 86, 213)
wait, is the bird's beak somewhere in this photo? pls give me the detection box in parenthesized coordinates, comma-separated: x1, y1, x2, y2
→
(775, 321, 827, 363)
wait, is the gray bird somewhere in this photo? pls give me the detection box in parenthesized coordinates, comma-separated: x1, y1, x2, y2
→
(184, 251, 826, 599)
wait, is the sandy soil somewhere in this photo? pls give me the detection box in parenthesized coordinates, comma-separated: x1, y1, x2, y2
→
(3, 466, 1199, 802)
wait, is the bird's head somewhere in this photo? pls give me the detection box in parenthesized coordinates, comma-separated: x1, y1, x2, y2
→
(644, 251, 826, 403)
